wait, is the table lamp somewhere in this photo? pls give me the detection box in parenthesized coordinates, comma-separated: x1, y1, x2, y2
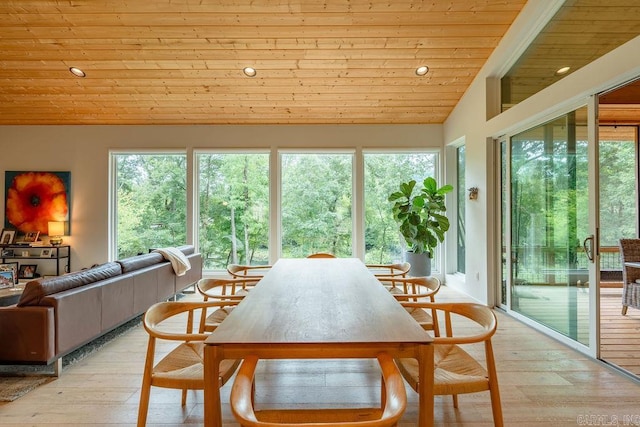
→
(48, 221, 65, 246)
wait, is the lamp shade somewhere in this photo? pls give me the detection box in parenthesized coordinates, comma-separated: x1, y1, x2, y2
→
(48, 221, 65, 237)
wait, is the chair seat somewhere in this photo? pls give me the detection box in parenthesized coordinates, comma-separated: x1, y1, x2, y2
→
(205, 306, 235, 328)
(388, 286, 403, 295)
(153, 342, 205, 388)
(405, 306, 434, 330)
(397, 344, 490, 395)
(236, 288, 251, 296)
(386, 279, 439, 333)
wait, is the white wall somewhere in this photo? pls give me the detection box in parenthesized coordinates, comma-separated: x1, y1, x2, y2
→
(0, 124, 442, 271)
(444, 0, 640, 304)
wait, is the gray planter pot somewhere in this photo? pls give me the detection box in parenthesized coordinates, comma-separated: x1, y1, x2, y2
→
(405, 251, 432, 277)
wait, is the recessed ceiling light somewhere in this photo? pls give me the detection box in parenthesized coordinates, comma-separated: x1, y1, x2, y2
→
(243, 67, 257, 77)
(69, 67, 86, 78)
(555, 66, 571, 75)
(415, 66, 429, 76)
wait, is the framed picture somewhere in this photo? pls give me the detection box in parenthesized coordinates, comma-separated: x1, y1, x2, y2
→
(23, 231, 40, 243)
(40, 248, 52, 258)
(0, 228, 16, 245)
(0, 262, 19, 284)
(5, 171, 72, 235)
(19, 264, 37, 280)
(0, 270, 14, 289)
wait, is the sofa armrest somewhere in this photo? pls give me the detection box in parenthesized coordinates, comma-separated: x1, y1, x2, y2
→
(176, 252, 202, 292)
(0, 305, 56, 364)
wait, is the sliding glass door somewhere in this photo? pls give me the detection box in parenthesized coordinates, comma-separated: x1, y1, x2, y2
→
(509, 107, 591, 345)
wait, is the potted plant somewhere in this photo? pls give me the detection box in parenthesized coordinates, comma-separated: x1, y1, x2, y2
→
(388, 177, 453, 276)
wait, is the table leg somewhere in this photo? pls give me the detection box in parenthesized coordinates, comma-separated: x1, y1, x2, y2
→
(203, 345, 222, 427)
(418, 343, 434, 427)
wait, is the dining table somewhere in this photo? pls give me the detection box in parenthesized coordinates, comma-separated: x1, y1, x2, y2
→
(203, 257, 434, 426)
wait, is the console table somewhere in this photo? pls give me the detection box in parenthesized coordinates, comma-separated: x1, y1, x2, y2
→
(1, 244, 71, 277)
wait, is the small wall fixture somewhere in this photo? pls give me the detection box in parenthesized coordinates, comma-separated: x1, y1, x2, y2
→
(468, 187, 479, 200)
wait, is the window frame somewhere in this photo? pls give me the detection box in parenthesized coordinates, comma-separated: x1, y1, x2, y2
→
(108, 149, 189, 261)
(361, 149, 443, 268)
(194, 149, 271, 269)
(278, 149, 356, 259)
(109, 147, 447, 276)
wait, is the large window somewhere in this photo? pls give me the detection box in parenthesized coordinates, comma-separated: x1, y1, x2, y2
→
(112, 153, 187, 259)
(281, 153, 353, 258)
(196, 153, 270, 270)
(111, 149, 446, 272)
(363, 152, 438, 265)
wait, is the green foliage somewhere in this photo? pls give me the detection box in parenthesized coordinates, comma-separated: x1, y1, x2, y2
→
(363, 153, 437, 264)
(388, 177, 453, 256)
(598, 138, 636, 245)
(197, 153, 269, 269)
(116, 154, 187, 258)
(281, 154, 352, 257)
(116, 151, 442, 268)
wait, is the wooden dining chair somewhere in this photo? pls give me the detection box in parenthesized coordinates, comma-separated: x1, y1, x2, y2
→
(395, 302, 503, 427)
(378, 276, 441, 335)
(366, 262, 411, 278)
(137, 301, 241, 427)
(306, 252, 337, 258)
(227, 263, 272, 278)
(230, 352, 406, 427)
(196, 277, 259, 332)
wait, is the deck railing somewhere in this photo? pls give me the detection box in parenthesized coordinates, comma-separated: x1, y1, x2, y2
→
(510, 245, 622, 285)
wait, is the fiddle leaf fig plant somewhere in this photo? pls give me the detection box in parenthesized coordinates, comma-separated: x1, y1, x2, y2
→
(388, 177, 454, 257)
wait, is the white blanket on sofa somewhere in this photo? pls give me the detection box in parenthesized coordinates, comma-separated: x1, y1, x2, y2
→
(153, 247, 191, 276)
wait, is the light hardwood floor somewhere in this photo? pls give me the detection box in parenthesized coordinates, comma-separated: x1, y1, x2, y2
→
(1, 285, 640, 426)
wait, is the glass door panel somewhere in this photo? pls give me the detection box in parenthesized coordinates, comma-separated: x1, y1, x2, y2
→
(510, 107, 590, 344)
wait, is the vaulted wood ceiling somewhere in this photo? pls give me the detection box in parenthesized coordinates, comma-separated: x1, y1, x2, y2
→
(0, 0, 527, 125)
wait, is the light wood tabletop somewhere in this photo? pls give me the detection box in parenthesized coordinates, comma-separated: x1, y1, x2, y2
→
(203, 257, 434, 426)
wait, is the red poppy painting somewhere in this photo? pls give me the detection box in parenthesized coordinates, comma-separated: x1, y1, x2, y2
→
(4, 171, 71, 235)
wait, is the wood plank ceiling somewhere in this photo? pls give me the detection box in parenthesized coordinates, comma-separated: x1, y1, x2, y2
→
(0, 0, 527, 125)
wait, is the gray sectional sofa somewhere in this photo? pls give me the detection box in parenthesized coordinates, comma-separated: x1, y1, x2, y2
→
(0, 245, 202, 372)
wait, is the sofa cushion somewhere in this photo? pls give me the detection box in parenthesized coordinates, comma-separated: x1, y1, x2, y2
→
(117, 252, 164, 274)
(17, 262, 122, 307)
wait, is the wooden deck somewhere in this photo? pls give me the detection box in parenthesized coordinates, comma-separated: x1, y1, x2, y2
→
(600, 287, 640, 377)
(0, 285, 639, 426)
